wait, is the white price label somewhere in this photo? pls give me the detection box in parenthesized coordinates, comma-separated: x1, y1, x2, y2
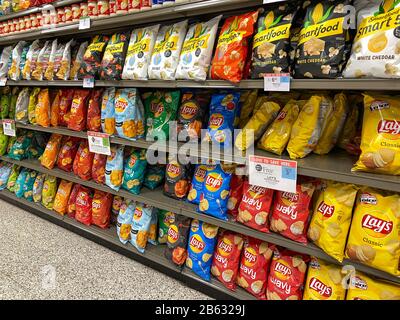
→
(87, 131, 111, 156)
(264, 73, 291, 92)
(0, 78, 7, 86)
(248, 155, 297, 193)
(263, 0, 286, 3)
(3, 119, 16, 137)
(83, 77, 95, 88)
(79, 17, 91, 30)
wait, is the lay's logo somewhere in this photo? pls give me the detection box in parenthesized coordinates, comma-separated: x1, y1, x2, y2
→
(92, 200, 101, 210)
(318, 201, 335, 218)
(195, 167, 207, 180)
(167, 163, 181, 179)
(362, 214, 393, 235)
(115, 99, 128, 112)
(205, 173, 223, 192)
(309, 277, 332, 298)
(181, 102, 198, 120)
(218, 239, 233, 254)
(378, 120, 400, 135)
(282, 192, 299, 202)
(244, 248, 257, 264)
(274, 262, 292, 276)
(168, 225, 179, 243)
(209, 114, 224, 128)
(134, 207, 142, 219)
(150, 102, 164, 115)
(277, 111, 287, 121)
(189, 235, 205, 253)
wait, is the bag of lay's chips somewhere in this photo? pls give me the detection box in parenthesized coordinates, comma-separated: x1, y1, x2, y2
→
(148, 210, 158, 246)
(165, 214, 191, 266)
(35, 88, 51, 127)
(15, 87, 30, 123)
(67, 184, 81, 218)
(87, 89, 103, 132)
(8, 131, 33, 161)
(41, 175, 58, 209)
(115, 88, 145, 140)
(105, 145, 124, 191)
(144, 164, 165, 190)
(186, 219, 219, 281)
(345, 188, 400, 276)
(73, 140, 94, 181)
(347, 271, 400, 300)
(187, 164, 208, 205)
(23, 170, 37, 202)
(204, 93, 240, 147)
(258, 100, 304, 155)
(353, 94, 400, 175)
(68, 89, 90, 131)
(6, 164, 20, 193)
(57, 136, 80, 172)
(101, 87, 116, 135)
(130, 202, 153, 253)
(75, 186, 93, 226)
(14, 168, 29, 198)
(92, 153, 107, 184)
(163, 158, 191, 200)
(227, 170, 246, 220)
(28, 87, 40, 124)
(40, 133, 63, 170)
(92, 190, 113, 229)
(53, 180, 73, 215)
(303, 257, 346, 300)
(308, 180, 358, 262)
(122, 148, 147, 195)
(117, 199, 135, 244)
(32, 172, 45, 203)
(0, 162, 12, 190)
(158, 210, 175, 244)
(238, 90, 258, 129)
(59, 89, 74, 127)
(111, 195, 123, 225)
(0, 127, 9, 156)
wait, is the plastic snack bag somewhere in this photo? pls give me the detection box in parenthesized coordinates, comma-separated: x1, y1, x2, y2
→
(8, 86, 19, 119)
(308, 180, 358, 262)
(92, 190, 113, 229)
(101, 87, 116, 135)
(111, 195, 123, 225)
(50, 90, 61, 127)
(164, 214, 191, 266)
(148, 20, 188, 80)
(238, 89, 258, 128)
(92, 153, 107, 184)
(22, 40, 40, 80)
(7, 164, 20, 193)
(40, 133, 63, 169)
(176, 16, 221, 81)
(75, 186, 93, 226)
(41, 175, 58, 209)
(32, 172, 45, 203)
(32, 41, 51, 81)
(105, 145, 124, 191)
(68, 89, 90, 131)
(35, 88, 51, 127)
(53, 179, 73, 215)
(100, 33, 129, 80)
(122, 148, 147, 195)
(0, 46, 12, 79)
(59, 89, 74, 127)
(0, 127, 8, 155)
(28, 87, 40, 124)
(70, 41, 88, 80)
(0, 86, 11, 119)
(130, 202, 153, 253)
(0, 162, 12, 190)
(22, 170, 37, 201)
(143, 164, 164, 190)
(211, 231, 244, 291)
(8, 131, 33, 160)
(186, 219, 219, 281)
(227, 171, 246, 220)
(14, 168, 29, 198)
(44, 39, 59, 81)
(122, 25, 160, 80)
(163, 158, 191, 200)
(57, 136, 80, 172)
(187, 164, 208, 205)
(303, 257, 346, 300)
(79, 35, 109, 79)
(345, 188, 400, 276)
(67, 183, 81, 218)
(8, 41, 27, 81)
(87, 89, 104, 132)
(73, 140, 94, 181)
(55, 39, 74, 80)
(148, 210, 158, 245)
(158, 210, 175, 244)
(237, 238, 274, 299)
(210, 11, 259, 83)
(117, 199, 135, 244)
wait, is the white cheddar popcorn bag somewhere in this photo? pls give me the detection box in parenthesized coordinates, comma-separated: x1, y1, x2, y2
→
(343, 0, 400, 78)
(148, 20, 188, 80)
(122, 24, 160, 80)
(175, 15, 222, 81)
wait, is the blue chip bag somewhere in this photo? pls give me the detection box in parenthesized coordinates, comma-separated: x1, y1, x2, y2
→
(186, 219, 218, 281)
(23, 170, 37, 202)
(105, 145, 124, 191)
(117, 199, 135, 244)
(14, 168, 29, 198)
(187, 164, 208, 205)
(204, 92, 240, 147)
(130, 202, 153, 253)
(0, 162, 12, 190)
(101, 87, 116, 135)
(198, 164, 232, 221)
(122, 148, 147, 195)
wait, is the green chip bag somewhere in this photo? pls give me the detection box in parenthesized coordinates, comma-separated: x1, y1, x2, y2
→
(32, 173, 46, 203)
(28, 87, 41, 124)
(0, 126, 9, 156)
(7, 164, 20, 192)
(122, 148, 147, 195)
(9, 87, 19, 119)
(6, 136, 17, 154)
(0, 86, 11, 119)
(157, 210, 175, 244)
(41, 175, 58, 209)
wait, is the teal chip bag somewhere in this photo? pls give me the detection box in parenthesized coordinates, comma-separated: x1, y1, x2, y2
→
(157, 210, 175, 244)
(14, 168, 29, 198)
(122, 148, 147, 195)
(101, 87, 116, 135)
(186, 219, 218, 281)
(187, 164, 208, 205)
(23, 170, 37, 202)
(0, 162, 12, 190)
(105, 145, 124, 191)
(143, 164, 165, 190)
(130, 202, 153, 253)
(0, 126, 9, 156)
(32, 173, 46, 203)
(117, 199, 135, 245)
(6, 164, 20, 192)
(8, 131, 33, 160)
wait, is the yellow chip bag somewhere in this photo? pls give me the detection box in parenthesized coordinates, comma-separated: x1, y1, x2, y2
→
(337, 94, 362, 150)
(345, 188, 400, 276)
(41, 175, 58, 210)
(235, 100, 280, 151)
(346, 271, 400, 300)
(28, 87, 40, 124)
(307, 180, 358, 262)
(353, 94, 400, 175)
(303, 257, 346, 300)
(238, 89, 258, 128)
(258, 100, 305, 155)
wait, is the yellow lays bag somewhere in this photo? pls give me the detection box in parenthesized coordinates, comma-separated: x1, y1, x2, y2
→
(258, 100, 305, 155)
(41, 175, 58, 210)
(353, 94, 400, 175)
(307, 180, 358, 262)
(337, 94, 362, 150)
(346, 272, 400, 300)
(345, 188, 400, 276)
(303, 257, 346, 300)
(238, 89, 258, 128)
(235, 100, 280, 151)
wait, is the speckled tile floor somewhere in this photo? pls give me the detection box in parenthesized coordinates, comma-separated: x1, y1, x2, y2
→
(0, 200, 211, 300)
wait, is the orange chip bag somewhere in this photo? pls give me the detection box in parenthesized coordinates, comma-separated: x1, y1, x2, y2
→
(53, 179, 73, 215)
(87, 89, 103, 132)
(92, 190, 113, 229)
(68, 89, 90, 131)
(73, 140, 94, 181)
(210, 11, 259, 83)
(67, 183, 81, 218)
(57, 136, 81, 172)
(50, 90, 61, 127)
(92, 153, 107, 184)
(35, 88, 51, 127)
(40, 133, 63, 169)
(59, 89, 74, 127)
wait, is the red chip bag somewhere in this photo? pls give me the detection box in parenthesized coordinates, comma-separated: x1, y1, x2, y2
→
(75, 186, 93, 226)
(40, 133, 63, 169)
(266, 249, 309, 300)
(211, 231, 243, 291)
(57, 137, 81, 172)
(73, 140, 94, 180)
(92, 153, 107, 184)
(237, 181, 274, 233)
(68, 89, 90, 131)
(270, 182, 316, 243)
(87, 89, 103, 132)
(59, 89, 74, 126)
(92, 190, 113, 229)
(227, 174, 245, 220)
(67, 184, 81, 218)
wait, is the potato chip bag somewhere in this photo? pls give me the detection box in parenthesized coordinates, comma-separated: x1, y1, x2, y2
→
(130, 202, 153, 253)
(227, 171, 246, 220)
(14, 168, 29, 198)
(266, 249, 309, 300)
(55, 39, 74, 81)
(186, 219, 219, 281)
(27, 133, 47, 160)
(122, 148, 147, 195)
(44, 40, 60, 81)
(100, 33, 129, 80)
(35, 88, 51, 127)
(187, 164, 208, 205)
(163, 158, 191, 200)
(117, 199, 135, 244)
(0, 46, 12, 79)
(0, 86, 11, 119)
(347, 271, 400, 300)
(303, 257, 346, 300)
(68, 89, 90, 131)
(92, 153, 107, 184)
(8, 41, 27, 81)
(115, 88, 145, 140)
(144, 164, 165, 190)
(271, 182, 315, 243)
(6, 137, 17, 156)
(57, 136, 80, 172)
(15, 87, 30, 123)
(50, 90, 61, 127)
(176, 16, 222, 81)
(211, 11, 259, 83)
(92, 190, 113, 229)
(53, 180, 73, 215)
(87, 89, 103, 132)
(32, 172, 45, 203)
(308, 180, 358, 262)
(22, 170, 37, 202)
(0, 162, 12, 191)
(148, 20, 188, 80)
(59, 89, 74, 127)
(7, 164, 20, 193)
(79, 35, 110, 79)
(67, 183, 81, 218)
(101, 87, 116, 135)
(8, 131, 33, 161)
(157, 210, 175, 244)
(111, 195, 123, 225)
(28, 87, 40, 124)
(258, 100, 304, 155)
(164, 214, 191, 266)
(211, 231, 244, 291)
(148, 210, 158, 246)
(237, 238, 274, 300)
(8, 87, 19, 120)
(238, 89, 258, 129)
(105, 145, 124, 191)
(32, 41, 52, 81)
(21, 40, 40, 80)
(40, 133, 63, 170)
(70, 41, 88, 81)
(75, 186, 93, 226)
(73, 140, 94, 181)
(0, 127, 9, 156)
(41, 175, 58, 209)
(345, 188, 400, 276)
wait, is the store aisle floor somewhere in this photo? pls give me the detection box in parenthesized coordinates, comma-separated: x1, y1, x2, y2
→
(0, 200, 211, 300)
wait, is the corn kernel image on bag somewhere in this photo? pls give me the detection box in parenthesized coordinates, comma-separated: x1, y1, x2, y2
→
(165, 214, 191, 266)
(79, 35, 110, 79)
(176, 15, 222, 81)
(101, 87, 116, 135)
(345, 188, 400, 276)
(105, 145, 124, 191)
(303, 257, 346, 300)
(7, 164, 20, 193)
(53, 179, 73, 215)
(343, 1, 400, 78)
(130, 203, 153, 253)
(353, 94, 400, 175)
(32, 172, 45, 203)
(308, 180, 358, 262)
(346, 271, 400, 300)
(186, 219, 219, 281)
(100, 32, 129, 81)
(40, 133, 63, 170)
(158, 210, 175, 244)
(41, 175, 58, 210)
(294, 0, 351, 78)
(92, 190, 113, 229)
(22, 169, 37, 201)
(122, 148, 147, 195)
(117, 199, 135, 244)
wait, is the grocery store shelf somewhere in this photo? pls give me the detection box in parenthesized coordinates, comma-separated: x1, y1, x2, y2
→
(0, 188, 255, 300)
(1, 155, 399, 285)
